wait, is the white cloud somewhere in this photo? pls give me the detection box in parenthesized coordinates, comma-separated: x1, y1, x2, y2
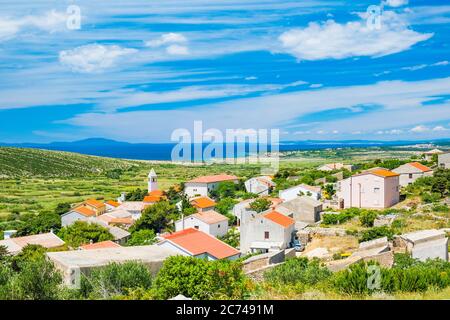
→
(384, 0, 408, 8)
(245, 76, 258, 80)
(309, 84, 323, 88)
(146, 33, 187, 47)
(402, 60, 449, 71)
(0, 10, 69, 41)
(432, 126, 448, 132)
(166, 44, 189, 55)
(278, 13, 432, 60)
(410, 125, 429, 133)
(59, 44, 138, 73)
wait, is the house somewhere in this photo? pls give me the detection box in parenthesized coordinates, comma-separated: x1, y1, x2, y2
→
(190, 196, 216, 212)
(396, 229, 448, 262)
(79, 240, 121, 250)
(61, 206, 96, 227)
(423, 148, 444, 161)
(438, 152, 450, 169)
(276, 196, 323, 224)
(104, 200, 120, 211)
(73, 199, 106, 216)
(392, 162, 433, 187)
(97, 209, 135, 229)
(174, 210, 229, 237)
(115, 201, 144, 220)
(240, 210, 296, 254)
(279, 184, 321, 201)
(184, 174, 239, 198)
(47, 245, 176, 286)
(318, 163, 355, 172)
(0, 232, 65, 255)
(336, 168, 400, 209)
(244, 176, 276, 195)
(232, 199, 256, 225)
(157, 228, 240, 260)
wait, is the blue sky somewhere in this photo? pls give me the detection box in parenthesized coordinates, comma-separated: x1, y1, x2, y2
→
(0, 0, 449, 143)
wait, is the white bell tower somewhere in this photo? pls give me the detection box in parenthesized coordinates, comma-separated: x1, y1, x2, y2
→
(148, 168, 158, 193)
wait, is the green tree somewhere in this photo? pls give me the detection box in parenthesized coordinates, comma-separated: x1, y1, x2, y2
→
(58, 221, 114, 248)
(126, 229, 157, 246)
(359, 210, 378, 227)
(80, 262, 152, 299)
(16, 212, 61, 236)
(131, 201, 178, 233)
(249, 198, 271, 213)
(153, 256, 248, 300)
(54, 202, 71, 215)
(219, 228, 240, 248)
(215, 181, 237, 200)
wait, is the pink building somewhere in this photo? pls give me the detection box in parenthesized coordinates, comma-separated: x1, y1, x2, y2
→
(337, 169, 400, 209)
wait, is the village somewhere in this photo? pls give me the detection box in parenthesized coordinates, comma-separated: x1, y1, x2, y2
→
(0, 147, 449, 299)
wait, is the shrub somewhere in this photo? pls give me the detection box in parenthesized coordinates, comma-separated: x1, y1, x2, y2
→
(359, 210, 378, 227)
(359, 226, 394, 242)
(58, 221, 114, 248)
(153, 256, 248, 300)
(126, 229, 156, 246)
(80, 262, 153, 299)
(218, 228, 239, 248)
(264, 257, 331, 286)
(249, 198, 271, 213)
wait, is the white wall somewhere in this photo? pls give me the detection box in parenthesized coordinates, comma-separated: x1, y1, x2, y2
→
(184, 183, 209, 197)
(61, 211, 87, 227)
(279, 185, 320, 201)
(175, 216, 228, 237)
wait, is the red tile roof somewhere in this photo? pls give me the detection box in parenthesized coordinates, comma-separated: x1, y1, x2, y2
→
(369, 169, 399, 178)
(162, 228, 239, 259)
(409, 162, 432, 172)
(187, 174, 239, 184)
(73, 206, 96, 217)
(110, 217, 134, 225)
(105, 200, 120, 207)
(263, 211, 295, 228)
(85, 199, 106, 209)
(190, 196, 217, 209)
(192, 210, 228, 224)
(143, 190, 165, 203)
(80, 240, 121, 250)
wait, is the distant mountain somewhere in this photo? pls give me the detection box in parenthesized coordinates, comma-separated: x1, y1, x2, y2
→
(1, 137, 449, 161)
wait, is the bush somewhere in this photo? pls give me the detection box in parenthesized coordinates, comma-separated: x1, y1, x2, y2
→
(131, 201, 179, 233)
(322, 208, 360, 225)
(249, 198, 271, 213)
(80, 262, 153, 299)
(126, 229, 156, 246)
(422, 192, 442, 203)
(264, 257, 331, 286)
(153, 256, 248, 300)
(218, 228, 239, 248)
(359, 226, 394, 242)
(58, 221, 114, 248)
(359, 210, 378, 227)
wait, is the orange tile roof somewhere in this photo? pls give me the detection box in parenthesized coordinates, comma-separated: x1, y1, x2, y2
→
(362, 168, 399, 178)
(85, 199, 105, 209)
(409, 162, 432, 172)
(80, 240, 121, 250)
(143, 190, 165, 203)
(163, 228, 239, 259)
(192, 210, 228, 224)
(187, 174, 239, 184)
(110, 217, 134, 225)
(105, 200, 120, 207)
(263, 211, 295, 228)
(190, 196, 217, 209)
(73, 206, 96, 217)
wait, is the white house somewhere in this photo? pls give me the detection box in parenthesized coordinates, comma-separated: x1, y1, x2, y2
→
(0, 232, 65, 255)
(438, 152, 450, 169)
(61, 206, 96, 227)
(184, 174, 239, 198)
(318, 163, 355, 172)
(240, 210, 296, 254)
(423, 148, 444, 161)
(244, 176, 275, 195)
(232, 199, 255, 225)
(157, 228, 240, 260)
(175, 210, 229, 237)
(279, 184, 321, 202)
(276, 196, 323, 223)
(392, 162, 433, 187)
(337, 168, 400, 209)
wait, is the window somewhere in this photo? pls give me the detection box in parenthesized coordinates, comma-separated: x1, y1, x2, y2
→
(218, 224, 220, 228)
(194, 225, 199, 229)
(264, 231, 270, 239)
(374, 187, 380, 193)
(408, 174, 413, 179)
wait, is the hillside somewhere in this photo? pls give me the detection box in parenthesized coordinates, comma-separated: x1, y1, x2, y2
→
(0, 147, 138, 178)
